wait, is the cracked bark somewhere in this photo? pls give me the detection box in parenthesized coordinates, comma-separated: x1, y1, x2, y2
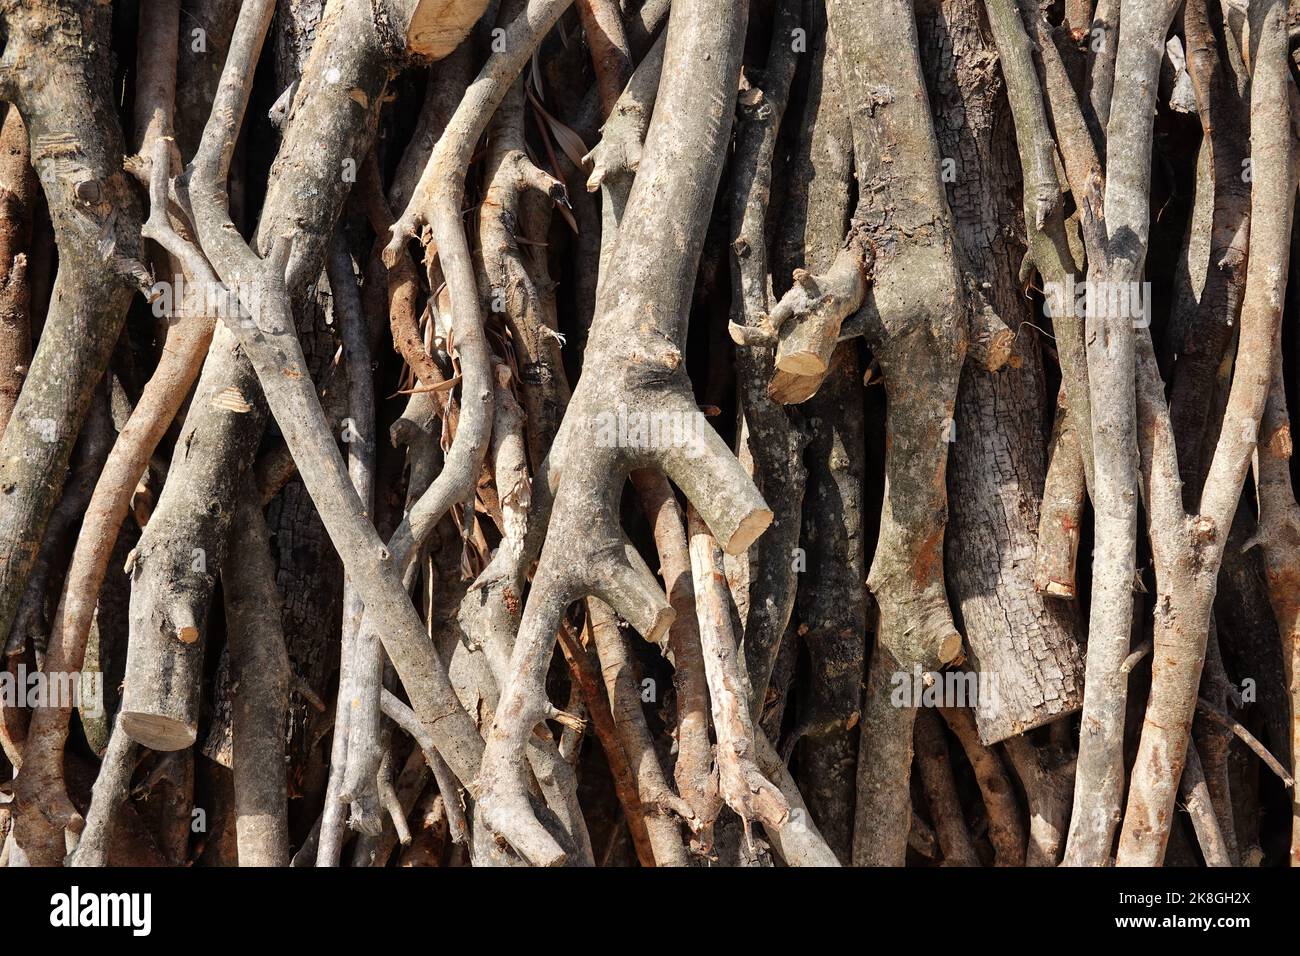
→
(924, 0, 1084, 745)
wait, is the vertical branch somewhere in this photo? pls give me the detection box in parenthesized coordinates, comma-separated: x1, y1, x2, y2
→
(687, 507, 788, 842)
(852, 645, 915, 866)
(0, 0, 149, 654)
(0, 106, 35, 437)
(1064, 0, 1183, 866)
(224, 491, 291, 866)
(1118, 0, 1294, 866)
(1256, 350, 1300, 866)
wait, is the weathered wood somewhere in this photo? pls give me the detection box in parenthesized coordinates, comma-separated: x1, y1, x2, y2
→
(375, 0, 492, 61)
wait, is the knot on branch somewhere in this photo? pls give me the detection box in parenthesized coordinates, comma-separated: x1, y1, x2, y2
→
(753, 229, 874, 404)
(964, 276, 1015, 372)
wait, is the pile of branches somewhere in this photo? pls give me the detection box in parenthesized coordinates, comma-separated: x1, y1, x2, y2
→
(0, 0, 1296, 868)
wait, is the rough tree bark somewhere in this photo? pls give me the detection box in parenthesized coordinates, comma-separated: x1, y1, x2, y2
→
(471, 0, 775, 866)
(922, 0, 1084, 745)
(0, 0, 148, 651)
(1, 0, 1297, 877)
(119, 0, 406, 752)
